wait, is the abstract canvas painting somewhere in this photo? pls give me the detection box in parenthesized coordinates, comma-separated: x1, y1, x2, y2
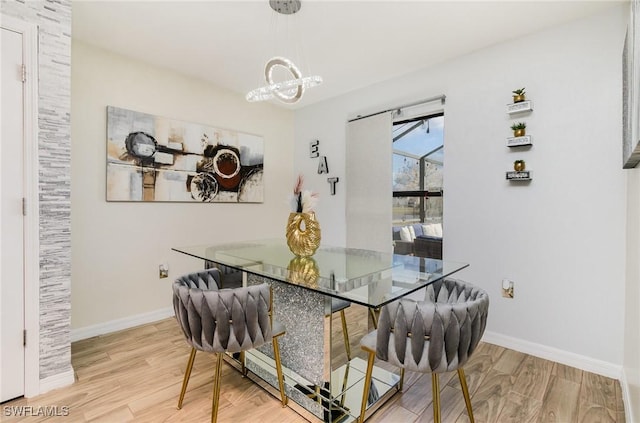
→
(106, 106, 264, 202)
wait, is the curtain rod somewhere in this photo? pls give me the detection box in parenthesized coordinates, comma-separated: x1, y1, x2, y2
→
(348, 94, 446, 123)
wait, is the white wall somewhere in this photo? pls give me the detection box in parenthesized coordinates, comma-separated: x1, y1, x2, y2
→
(295, 6, 628, 372)
(71, 40, 294, 331)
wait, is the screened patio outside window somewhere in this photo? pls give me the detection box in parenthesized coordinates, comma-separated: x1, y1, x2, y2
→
(392, 113, 444, 227)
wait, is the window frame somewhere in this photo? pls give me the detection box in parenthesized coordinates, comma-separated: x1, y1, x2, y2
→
(392, 112, 444, 224)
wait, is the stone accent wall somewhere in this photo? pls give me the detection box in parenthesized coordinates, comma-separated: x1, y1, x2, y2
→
(0, 0, 72, 380)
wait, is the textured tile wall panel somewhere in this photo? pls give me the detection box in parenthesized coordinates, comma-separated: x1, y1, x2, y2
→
(1, 0, 73, 380)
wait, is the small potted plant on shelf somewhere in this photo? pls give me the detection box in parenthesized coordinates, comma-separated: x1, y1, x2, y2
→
(510, 122, 526, 137)
(512, 88, 526, 103)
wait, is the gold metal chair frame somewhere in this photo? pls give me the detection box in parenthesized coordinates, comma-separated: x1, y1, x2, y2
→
(358, 345, 474, 423)
(334, 306, 379, 362)
(176, 286, 288, 423)
(336, 308, 351, 360)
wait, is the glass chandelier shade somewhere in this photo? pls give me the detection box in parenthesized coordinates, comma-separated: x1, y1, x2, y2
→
(246, 56, 323, 104)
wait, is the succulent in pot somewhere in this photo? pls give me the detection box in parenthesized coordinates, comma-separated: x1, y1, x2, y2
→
(513, 160, 526, 171)
(510, 122, 526, 137)
(512, 87, 526, 103)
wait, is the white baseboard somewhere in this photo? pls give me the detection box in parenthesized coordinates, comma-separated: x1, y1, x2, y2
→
(620, 367, 638, 423)
(482, 331, 622, 380)
(71, 307, 175, 342)
(38, 369, 75, 396)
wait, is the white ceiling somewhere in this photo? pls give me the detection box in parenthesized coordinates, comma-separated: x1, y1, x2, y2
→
(72, 0, 622, 109)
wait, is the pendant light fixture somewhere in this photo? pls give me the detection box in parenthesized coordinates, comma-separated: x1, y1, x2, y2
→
(246, 0, 323, 104)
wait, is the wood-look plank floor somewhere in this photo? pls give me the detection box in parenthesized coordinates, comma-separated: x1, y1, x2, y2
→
(2, 311, 625, 423)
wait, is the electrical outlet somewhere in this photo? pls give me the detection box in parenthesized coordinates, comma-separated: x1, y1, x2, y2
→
(159, 264, 169, 279)
(501, 279, 514, 298)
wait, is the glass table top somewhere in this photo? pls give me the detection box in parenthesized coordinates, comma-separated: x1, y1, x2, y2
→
(172, 239, 468, 308)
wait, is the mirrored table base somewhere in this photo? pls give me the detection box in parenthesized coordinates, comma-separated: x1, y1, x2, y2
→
(223, 349, 401, 423)
(224, 272, 402, 422)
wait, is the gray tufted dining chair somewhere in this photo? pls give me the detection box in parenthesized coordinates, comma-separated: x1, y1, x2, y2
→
(358, 278, 489, 423)
(172, 268, 287, 423)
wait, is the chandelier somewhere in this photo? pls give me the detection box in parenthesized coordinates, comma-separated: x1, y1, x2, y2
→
(246, 0, 323, 104)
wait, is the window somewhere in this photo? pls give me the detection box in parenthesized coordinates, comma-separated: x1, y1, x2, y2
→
(392, 113, 444, 226)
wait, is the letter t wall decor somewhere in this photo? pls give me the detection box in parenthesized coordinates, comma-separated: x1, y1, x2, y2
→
(106, 106, 264, 202)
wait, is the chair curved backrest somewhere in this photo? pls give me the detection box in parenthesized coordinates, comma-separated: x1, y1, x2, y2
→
(205, 260, 244, 289)
(175, 267, 222, 290)
(375, 278, 489, 373)
(173, 274, 273, 354)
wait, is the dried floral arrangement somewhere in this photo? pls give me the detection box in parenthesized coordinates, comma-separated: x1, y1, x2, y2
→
(290, 174, 318, 213)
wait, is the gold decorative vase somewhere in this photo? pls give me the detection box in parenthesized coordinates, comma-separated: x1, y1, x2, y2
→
(513, 94, 525, 103)
(286, 212, 321, 257)
(287, 257, 320, 287)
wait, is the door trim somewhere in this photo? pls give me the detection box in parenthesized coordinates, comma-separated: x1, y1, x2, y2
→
(1, 14, 40, 398)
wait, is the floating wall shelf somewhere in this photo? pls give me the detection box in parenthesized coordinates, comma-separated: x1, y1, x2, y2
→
(506, 90, 533, 182)
(507, 135, 532, 147)
(506, 170, 532, 181)
(506, 100, 533, 114)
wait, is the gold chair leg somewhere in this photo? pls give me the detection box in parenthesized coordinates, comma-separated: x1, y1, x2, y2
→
(359, 350, 376, 423)
(272, 336, 288, 407)
(368, 307, 379, 329)
(177, 347, 197, 409)
(211, 352, 224, 423)
(399, 368, 405, 391)
(339, 309, 351, 361)
(458, 368, 475, 423)
(432, 373, 441, 423)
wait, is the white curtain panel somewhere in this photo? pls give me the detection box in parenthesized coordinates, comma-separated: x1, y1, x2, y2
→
(345, 112, 393, 254)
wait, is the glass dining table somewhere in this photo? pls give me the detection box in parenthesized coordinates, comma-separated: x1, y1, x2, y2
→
(172, 239, 468, 423)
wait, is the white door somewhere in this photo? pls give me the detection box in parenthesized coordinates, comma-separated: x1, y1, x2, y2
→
(0, 25, 26, 402)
